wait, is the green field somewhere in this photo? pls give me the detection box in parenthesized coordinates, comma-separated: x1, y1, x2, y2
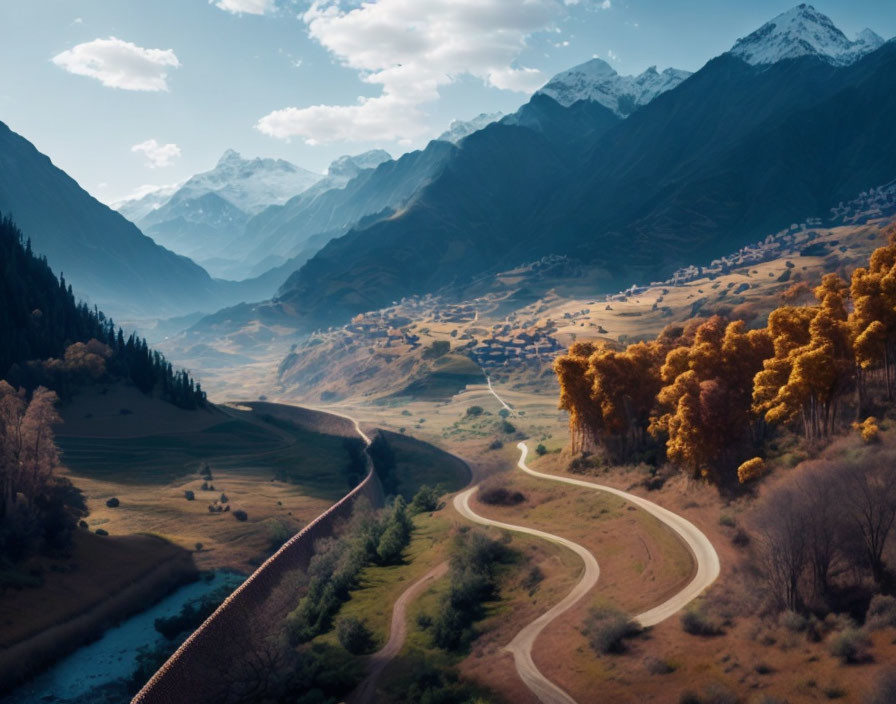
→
(383, 430, 471, 499)
(57, 411, 359, 501)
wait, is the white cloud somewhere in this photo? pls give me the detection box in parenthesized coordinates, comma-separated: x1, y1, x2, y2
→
(52, 37, 180, 91)
(607, 49, 619, 62)
(213, 0, 275, 15)
(131, 139, 181, 168)
(600, 0, 611, 9)
(257, 0, 567, 144)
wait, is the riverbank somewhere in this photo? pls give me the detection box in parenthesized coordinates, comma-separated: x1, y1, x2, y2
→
(4, 570, 244, 703)
(0, 531, 198, 694)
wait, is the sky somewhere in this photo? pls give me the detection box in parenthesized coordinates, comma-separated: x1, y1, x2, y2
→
(1, 0, 894, 206)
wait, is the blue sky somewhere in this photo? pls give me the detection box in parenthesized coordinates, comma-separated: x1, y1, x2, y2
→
(1, 0, 894, 205)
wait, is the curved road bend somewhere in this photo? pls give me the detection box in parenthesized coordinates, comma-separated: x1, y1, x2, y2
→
(452, 441, 720, 704)
(514, 441, 720, 628)
(454, 487, 598, 704)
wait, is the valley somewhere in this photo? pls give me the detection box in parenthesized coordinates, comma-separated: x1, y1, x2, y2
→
(4, 3, 896, 704)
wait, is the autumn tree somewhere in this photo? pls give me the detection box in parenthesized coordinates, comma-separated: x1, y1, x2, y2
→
(554, 342, 599, 453)
(0, 382, 84, 560)
(651, 317, 771, 481)
(850, 227, 896, 405)
(585, 340, 666, 460)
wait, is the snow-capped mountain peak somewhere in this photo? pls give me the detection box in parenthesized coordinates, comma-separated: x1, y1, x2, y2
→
(326, 149, 393, 180)
(170, 150, 324, 214)
(536, 59, 691, 117)
(437, 112, 504, 144)
(729, 4, 885, 67)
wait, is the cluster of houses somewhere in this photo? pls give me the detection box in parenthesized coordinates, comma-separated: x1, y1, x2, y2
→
(831, 180, 896, 224)
(469, 322, 563, 369)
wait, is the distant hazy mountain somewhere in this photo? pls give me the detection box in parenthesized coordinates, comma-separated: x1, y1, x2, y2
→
(170, 149, 322, 215)
(113, 183, 180, 224)
(116, 150, 322, 278)
(0, 123, 287, 319)
(265, 5, 895, 329)
(234, 145, 449, 278)
(537, 59, 691, 116)
(729, 3, 884, 66)
(437, 113, 504, 144)
(0, 120, 225, 318)
(232, 58, 687, 283)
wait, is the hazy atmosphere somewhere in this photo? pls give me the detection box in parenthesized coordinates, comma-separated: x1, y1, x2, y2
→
(3, 2, 896, 703)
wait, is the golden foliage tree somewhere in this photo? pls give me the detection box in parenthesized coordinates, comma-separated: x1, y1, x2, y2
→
(651, 317, 771, 480)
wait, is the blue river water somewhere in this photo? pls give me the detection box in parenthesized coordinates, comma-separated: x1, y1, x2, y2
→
(2, 570, 244, 704)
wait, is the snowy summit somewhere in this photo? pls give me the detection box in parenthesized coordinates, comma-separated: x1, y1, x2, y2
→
(729, 4, 884, 67)
(537, 59, 691, 117)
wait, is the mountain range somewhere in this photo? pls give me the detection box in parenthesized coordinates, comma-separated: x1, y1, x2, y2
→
(0, 123, 288, 320)
(2, 4, 891, 337)
(251, 4, 895, 331)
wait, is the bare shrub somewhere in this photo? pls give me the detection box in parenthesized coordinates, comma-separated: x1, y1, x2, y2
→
(583, 606, 640, 654)
(680, 603, 724, 636)
(828, 628, 871, 663)
(866, 594, 896, 630)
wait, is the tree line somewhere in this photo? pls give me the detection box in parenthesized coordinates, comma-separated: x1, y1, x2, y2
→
(0, 214, 205, 409)
(554, 226, 896, 485)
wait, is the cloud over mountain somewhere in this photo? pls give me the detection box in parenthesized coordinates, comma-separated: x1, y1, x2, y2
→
(256, 0, 568, 144)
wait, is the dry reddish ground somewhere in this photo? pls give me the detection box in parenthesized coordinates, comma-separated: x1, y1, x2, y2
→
(515, 451, 896, 703)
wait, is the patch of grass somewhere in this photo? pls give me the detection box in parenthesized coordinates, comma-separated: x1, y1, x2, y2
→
(380, 430, 469, 499)
(58, 413, 358, 501)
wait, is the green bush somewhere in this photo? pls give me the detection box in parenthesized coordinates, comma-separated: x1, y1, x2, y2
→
(287, 499, 412, 645)
(410, 485, 441, 514)
(501, 420, 516, 434)
(95, 528, 109, 536)
(430, 531, 512, 651)
(267, 519, 293, 551)
(105, 497, 119, 508)
(465, 406, 484, 417)
(336, 616, 376, 655)
(522, 565, 543, 594)
(183, 490, 195, 501)
(535, 443, 547, 456)
(233, 509, 248, 522)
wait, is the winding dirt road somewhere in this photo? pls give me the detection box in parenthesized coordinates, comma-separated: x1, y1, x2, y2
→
(350, 561, 450, 704)
(515, 441, 720, 628)
(454, 487, 597, 704)
(452, 440, 720, 704)
(330, 400, 719, 704)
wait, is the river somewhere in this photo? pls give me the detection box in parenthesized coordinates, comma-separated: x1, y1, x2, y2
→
(2, 570, 244, 704)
